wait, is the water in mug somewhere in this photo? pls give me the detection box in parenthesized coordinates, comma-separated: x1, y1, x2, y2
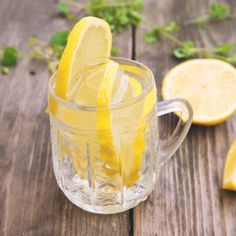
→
(49, 63, 159, 213)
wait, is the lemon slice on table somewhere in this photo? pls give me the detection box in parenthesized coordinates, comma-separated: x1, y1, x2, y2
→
(223, 140, 236, 191)
(162, 59, 236, 125)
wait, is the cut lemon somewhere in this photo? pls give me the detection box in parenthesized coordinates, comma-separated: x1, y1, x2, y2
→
(162, 59, 236, 125)
(124, 84, 156, 186)
(223, 140, 236, 191)
(56, 16, 112, 100)
(96, 60, 120, 171)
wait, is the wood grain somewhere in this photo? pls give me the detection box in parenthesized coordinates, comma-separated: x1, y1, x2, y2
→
(133, 0, 236, 235)
(2, 0, 236, 235)
(0, 0, 132, 235)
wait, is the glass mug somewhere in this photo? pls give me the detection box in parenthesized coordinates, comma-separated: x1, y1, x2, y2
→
(48, 57, 193, 214)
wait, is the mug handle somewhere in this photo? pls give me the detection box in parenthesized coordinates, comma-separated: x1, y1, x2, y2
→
(157, 98, 193, 166)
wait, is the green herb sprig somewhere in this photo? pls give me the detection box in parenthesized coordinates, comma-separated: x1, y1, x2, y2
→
(1, 1, 236, 75)
(134, 2, 235, 64)
(144, 22, 180, 43)
(0, 30, 69, 75)
(26, 30, 69, 73)
(184, 3, 231, 26)
(58, 0, 143, 33)
(173, 42, 236, 65)
(55, 1, 236, 67)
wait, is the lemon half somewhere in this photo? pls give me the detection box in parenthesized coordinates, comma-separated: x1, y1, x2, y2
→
(162, 59, 236, 125)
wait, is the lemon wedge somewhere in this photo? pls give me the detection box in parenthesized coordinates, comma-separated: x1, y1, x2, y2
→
(223, 140, 236, 191)
(162, 59, 236, 125)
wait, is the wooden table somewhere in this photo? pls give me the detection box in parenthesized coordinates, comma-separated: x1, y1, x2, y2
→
(1, 0, 236, 235)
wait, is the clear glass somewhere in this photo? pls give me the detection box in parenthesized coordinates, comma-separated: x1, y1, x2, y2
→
(48, 57, 193, 214)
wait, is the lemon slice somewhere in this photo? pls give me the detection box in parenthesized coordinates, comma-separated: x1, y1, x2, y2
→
(162, 59, 236, 125)
(96, 60, 120, 172)
(56, 16, 112, 100)
(118, 77, 143, 186)
(129, 84, 156, 185)
(118, 76, 156, 186)
(95, 62, 156, 186)
(49, 16, 112, 128)
(223, 140, 236, 191)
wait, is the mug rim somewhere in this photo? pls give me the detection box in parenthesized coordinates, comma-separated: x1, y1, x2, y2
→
(48, 57, 155, 111)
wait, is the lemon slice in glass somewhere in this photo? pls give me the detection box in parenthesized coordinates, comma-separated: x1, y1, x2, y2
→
(56, 16, 112, 100)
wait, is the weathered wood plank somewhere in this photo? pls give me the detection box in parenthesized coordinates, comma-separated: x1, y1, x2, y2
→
(134, 0, 236, 235)
(0, 0, 132, 235)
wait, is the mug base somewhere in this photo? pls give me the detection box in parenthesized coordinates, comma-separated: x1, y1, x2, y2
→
(52, 153, 158, 214)
(61, 187, 149, 214)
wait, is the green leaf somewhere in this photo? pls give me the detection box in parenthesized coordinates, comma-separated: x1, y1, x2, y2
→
(50, 30, 69, 47)
(85, 0, 143, 33)
(111, 47, 121, 56)
(52, 46, 64, 60)
(2, 66, 9, 75)
(215, 43, 235, 56)
(165, 22, 180, 33)
(57, 2, 71, 16)
(209, 3, 230, 20)
(132, 0, 144, 12)
(144, 32, 158, 43)
(144, 27, 163, 43)
(2, 47, 18, 66)
(173, 41, 196, 59)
